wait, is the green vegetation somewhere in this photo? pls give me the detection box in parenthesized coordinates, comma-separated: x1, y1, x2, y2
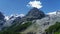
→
(0, 21, 32, 34)
(45, 22, 60, 34)
(0, 31, 20, 34)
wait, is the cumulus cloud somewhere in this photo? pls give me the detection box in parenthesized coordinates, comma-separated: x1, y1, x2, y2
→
(27, 0, 42, 9)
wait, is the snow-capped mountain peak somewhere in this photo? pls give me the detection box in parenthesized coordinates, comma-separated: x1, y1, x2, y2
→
(5, 14, 25, 20)
(47, 11, 56, 15)
(5, 16, 9, 20)
(47, 10, 60, 15)
(10, 14, 25, 18)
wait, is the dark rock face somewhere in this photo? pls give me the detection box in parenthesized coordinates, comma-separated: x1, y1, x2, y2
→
(9, 16, 15, 19)
(0, 12, 5, 20)
(12, 16, 21, 24)
(0, 12, 5, 30)
(25, 8, 45, 21)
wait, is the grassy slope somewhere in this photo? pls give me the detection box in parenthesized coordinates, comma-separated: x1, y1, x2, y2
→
(45, 22, 60, 34)
(20, 22, 41, 34)
(0, 21, 32, 34)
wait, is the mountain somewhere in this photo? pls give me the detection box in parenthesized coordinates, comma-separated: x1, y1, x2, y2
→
(47, 10, 60, 15)
(20, 10, 60, 34)
(0, 12, 5, 20)
(35, 11, 60, 34)
(0, 12, 6, 30)
(4, 14, 25, 26)
(4, 14, 22, 27)
(24, 8, 45, 21)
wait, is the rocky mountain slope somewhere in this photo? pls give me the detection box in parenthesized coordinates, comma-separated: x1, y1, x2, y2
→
(21, 10, 60, 34)
(0, 12, 6, 30)
(24, 8, 45, 21)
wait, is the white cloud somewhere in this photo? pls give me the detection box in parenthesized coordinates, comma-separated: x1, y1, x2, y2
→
(27, 0, 42, 9)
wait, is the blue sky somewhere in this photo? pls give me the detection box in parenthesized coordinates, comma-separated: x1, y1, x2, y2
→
(0, 0, 60, 16)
